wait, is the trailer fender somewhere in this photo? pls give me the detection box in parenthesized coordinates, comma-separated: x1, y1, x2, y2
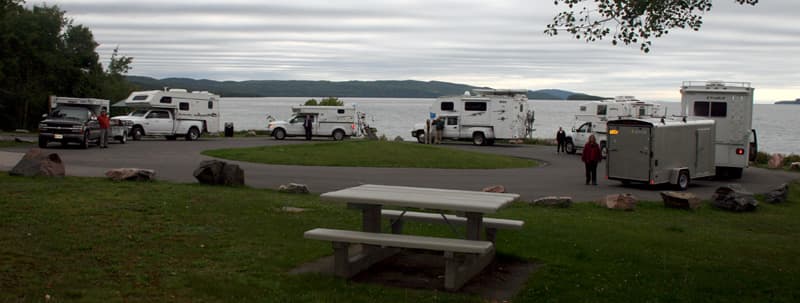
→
(669, 168, 689, 185)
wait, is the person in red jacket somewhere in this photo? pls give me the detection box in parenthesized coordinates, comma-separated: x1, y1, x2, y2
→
(97, 108, 110, 148)
(581, 134, 602, 185)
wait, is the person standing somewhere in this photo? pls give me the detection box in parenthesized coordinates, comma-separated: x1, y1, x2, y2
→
(581, 134, 602, 185)
(435, 117, 445, 144)
(98, 108, 110, 148)
(303, 114, 313, 140)
(556, 126, 566, 153)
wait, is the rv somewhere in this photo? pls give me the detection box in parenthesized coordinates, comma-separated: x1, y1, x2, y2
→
(606, 118, 716, 190)
(565, 96, 662, 156)
(680, 81, 756, 178)
(268, 105, 359, 140)
(411, 89, 535, 145)
(114, 89, 220, 141)
(38, 96, 126, 148)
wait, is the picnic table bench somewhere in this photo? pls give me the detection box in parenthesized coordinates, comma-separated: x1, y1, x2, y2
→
(304, 184, 522, 290)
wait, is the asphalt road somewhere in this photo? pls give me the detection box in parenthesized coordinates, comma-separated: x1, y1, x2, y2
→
(1, 137, 797, 202)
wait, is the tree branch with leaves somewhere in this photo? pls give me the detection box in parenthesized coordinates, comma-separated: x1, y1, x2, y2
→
(544, 0, 759, 53)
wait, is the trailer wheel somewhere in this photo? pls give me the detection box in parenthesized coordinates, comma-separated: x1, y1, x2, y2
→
(565, 140, 576, 154)
(79, 131, 90, 149)
(677, 170, 690, 190)
(472, 132, 486, 146)
(132, 127, 143, 141)
(273, 128, 286, 140)
(119, 132, 127, 144)
(416, 131, 426, 144)
(185, 127, 200, 141)
(332, 129, 345, 141)
(38, 136, 48, 148)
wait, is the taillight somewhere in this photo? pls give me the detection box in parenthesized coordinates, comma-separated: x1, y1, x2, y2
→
(736, 148, 744, 155)
(351, 123, 356, 130)
(650, 179, 655, 185)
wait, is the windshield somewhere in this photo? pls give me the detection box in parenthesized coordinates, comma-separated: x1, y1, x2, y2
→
(50, 106, 89, 121)
(130, 110, 149, 117)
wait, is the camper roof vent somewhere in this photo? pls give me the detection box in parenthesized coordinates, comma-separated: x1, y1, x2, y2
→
(169, 88, 188, 92)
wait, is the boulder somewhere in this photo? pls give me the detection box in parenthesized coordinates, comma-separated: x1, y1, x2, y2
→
(660, 191, 702, 210)
(532, 196, 572, 208)
(105, 168, 156, 181)
(247, 130, 257, 136)
(14, 136, 35, 143)
(193, 160, 245, 186)
(9, 148, 65, 177)
(279, 183, 310, 194)
(393, 136, 404, 142)
(280, 206, 307, 213)
(768, 154, 785, 169)
(763, 183, 788, 204)
(482, 185, 506, 193)
(711, 184, 758, 212)
(598, 194, 637, 211)
(790, 162, 800, 171)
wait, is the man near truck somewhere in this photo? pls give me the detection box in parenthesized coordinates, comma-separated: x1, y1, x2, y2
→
(98, 108, 110, 148)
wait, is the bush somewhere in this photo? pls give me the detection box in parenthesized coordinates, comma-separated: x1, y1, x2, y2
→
(304, 99, 318, 105)
(783, 154, 800, 166)
(755, 151, 771, 165)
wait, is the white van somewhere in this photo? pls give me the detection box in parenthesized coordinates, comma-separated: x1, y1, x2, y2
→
(411, 89, 534, 145)
(680, 81, 756, 178)
(268, 105, 358, 140)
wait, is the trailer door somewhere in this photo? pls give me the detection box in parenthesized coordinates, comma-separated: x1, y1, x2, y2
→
(608, 125, 651, 181)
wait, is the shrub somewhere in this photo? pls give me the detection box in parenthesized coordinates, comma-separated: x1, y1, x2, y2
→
(783, 154, 800, 166)
(755, 151, 771, 165)
(304, 99, 318, 105)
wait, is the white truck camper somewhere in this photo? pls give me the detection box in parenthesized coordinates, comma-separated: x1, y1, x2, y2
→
(411, 89, 535, 146)
(680, 81, 756, 178)
(606, 118, 716, 190)
(268, 105, 359, 140)
(114, 89, 221, 141)
(565, 96, 662, 156)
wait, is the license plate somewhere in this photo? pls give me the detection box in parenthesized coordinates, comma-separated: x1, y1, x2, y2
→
(54, 134, 63, 139)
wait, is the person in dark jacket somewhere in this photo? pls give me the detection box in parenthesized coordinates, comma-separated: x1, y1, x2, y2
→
(303, 114, 313, 140)
(581, 134, 602, 185)
(556, 127, 566, 153)
(98, 108, 110, 148)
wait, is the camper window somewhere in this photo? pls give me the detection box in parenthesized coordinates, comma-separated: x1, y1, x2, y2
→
(132, 95, 148, 101)
(580, 106, 587, 112)
(337, 109, 345, 114)
(208, 101, 213, 109)
(597, 105, 607, 115)
(160, 97, 172, 104)
(465, 102, 487, 111)
(446, 116, 458, 126)
(179, 102, 189, 111)
(693, 101, 728, 117)
(441, 102, 454, 111)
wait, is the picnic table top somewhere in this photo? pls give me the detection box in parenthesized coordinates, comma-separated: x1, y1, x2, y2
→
(320, 184, 520, 214)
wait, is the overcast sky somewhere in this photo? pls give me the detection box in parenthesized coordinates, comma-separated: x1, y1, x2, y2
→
(27, 0, 800, 102)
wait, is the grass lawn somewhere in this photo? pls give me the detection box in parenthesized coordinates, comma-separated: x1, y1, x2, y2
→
(202, 140, 537, 169)
(1, 175, 799, 302)
(0, 141, 34, 148)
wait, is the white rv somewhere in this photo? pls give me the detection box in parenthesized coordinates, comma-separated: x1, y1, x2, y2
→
(268, 105, 359, 140)
(114, 89, 220, 141)
(680, 81, 756, 178)
(565, 96, 662, 156)
(411, 89, 534, 146)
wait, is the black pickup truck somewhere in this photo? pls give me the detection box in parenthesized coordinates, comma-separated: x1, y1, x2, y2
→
(38, 104, 102, 149)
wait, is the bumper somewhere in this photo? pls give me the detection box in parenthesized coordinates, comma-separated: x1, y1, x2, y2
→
(39, 132, 84, 142)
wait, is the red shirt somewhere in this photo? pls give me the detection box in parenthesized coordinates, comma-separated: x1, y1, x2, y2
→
(581, 142, 602, 163)
(98, 114, 110, 129)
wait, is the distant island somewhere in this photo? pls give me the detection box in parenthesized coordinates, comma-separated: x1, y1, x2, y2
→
(775, 98, 800, 105)
(125, 76, 604, 100)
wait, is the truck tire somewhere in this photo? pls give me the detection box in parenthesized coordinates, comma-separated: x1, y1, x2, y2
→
(119, 132, 127, 144)
(677, 170, 690, 190)
(416, 131, 426, 144)
(185, 127, 200, 141)
(38, 136, 48, 148)
(132, 127, 143, 141)
(273, 128, 286, 140)
(79, 131, 90, 149)
(332, 129, 345, 141)
(565, 140, 576, 154)
(472, 132, 486, 146)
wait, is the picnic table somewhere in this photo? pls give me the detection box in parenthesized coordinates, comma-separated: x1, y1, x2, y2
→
(304, 184, 522, 290)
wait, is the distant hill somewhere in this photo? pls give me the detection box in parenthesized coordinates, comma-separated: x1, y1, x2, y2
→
(774, 99, 799, 105)
(124, 76, 603, 100)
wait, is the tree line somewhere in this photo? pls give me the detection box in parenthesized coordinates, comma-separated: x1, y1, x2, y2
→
(0, 0, 135, 131)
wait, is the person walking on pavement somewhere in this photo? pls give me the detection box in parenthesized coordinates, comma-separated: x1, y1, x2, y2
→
(556, 126, 566, 153)
(98, 108, 110, 148)
(581, 134, 602, 185)
(303, 114, 313, 140)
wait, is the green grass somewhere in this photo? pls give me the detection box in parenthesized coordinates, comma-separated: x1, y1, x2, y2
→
(0, 140, 34, 148)
(202, 140, 538, 169)
(1, 175, 799, 302)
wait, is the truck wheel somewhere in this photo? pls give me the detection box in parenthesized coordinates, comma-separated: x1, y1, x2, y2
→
(472, 132, 486, 146)
(38, 136, 48, 148)
(332, 129, 345, 141)
(132, 127, 143, 141)
(119, 132, 127, 144)
(79, 131, 89, 149)
(273, 129, 286, 140)
(185, 127, 200, 141)
(416, 131, 426, 144)
(677, 170, 690, 190)
(565, 141, 576, 154)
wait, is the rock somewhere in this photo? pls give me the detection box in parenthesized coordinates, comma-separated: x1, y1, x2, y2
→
(279, 183, 310, 194)
(711, 184, 758, 212)
(9, 148, 65, 177)
(14, 136, 35, 143)
(247, 130, 257, 136)
(482, 185, 506, 193)
(280, 206, 307, 213)
(763, 183, 788, 204)
(14, 129, 30, 133)
(598, 194, 638, 211)
(768, 154, 785, 169)
(790, 162, 800, 171)
(105, 168, 156, 181)
(393, 136, 404, 142)
(532, 196, 572, 208)
(660, 191, 702, 210)
(193, 160, 245, 186)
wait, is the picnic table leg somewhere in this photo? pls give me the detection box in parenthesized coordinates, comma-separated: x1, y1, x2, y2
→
(464, 212, 484, 240)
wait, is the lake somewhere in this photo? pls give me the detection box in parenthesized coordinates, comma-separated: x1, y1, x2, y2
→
(220, 97, 800, 155)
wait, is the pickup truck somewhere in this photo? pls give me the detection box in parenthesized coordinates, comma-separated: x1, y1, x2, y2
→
(38, 104, 102, 148)
(114, 108, 203, 141)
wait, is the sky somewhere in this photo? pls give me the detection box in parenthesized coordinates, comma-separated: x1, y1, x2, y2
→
(26, 0, 800, 102)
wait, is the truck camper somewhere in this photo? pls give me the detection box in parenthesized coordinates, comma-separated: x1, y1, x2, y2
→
(565, 96, 662, 156)
(114, 89, 220, 141)
(268, 105, 359, 140)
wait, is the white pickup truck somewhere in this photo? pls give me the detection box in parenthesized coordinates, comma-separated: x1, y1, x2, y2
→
(114, 108, 204, 141)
